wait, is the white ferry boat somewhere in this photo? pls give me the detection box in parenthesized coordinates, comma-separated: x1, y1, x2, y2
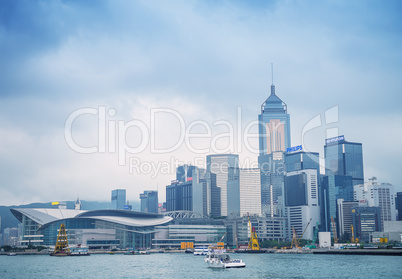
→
(204, 249, 246, 268)
(70, 246, 90, 256)
(194, 246, 208, 256)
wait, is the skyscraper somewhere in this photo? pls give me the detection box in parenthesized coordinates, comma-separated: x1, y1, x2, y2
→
(227, 168, 261, 217)
(321, 175, 353, 232)
(351, 206, 381, 242)
(337, 199, 358, 239)
(397, 192, 402, 221)
(111, 189, 126, 210)
(258, 82, 291, 155)
(140, 191, 158, 213)
(258, 78, 291, 218)
(206, 154, 239, 217)
(166, 166, 204, 216)
(284, 169, 320, 240)
(324, 136, 364, 186)
(75, 196, 82, 210)
(176, 164, 197, 183)
(354, 178, 396, 228)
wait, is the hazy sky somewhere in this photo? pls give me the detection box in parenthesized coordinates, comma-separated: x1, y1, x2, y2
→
(1, 0, 401, 206)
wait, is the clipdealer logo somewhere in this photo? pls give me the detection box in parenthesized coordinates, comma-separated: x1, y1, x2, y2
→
(64, 106, 261, 167)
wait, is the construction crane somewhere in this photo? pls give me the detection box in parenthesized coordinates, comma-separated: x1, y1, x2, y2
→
(306, 221, 319, 249)
(331, 216, 338, 244)
(291, 227, 299, 249)
(248, 217, 260, 250)
(51, 223, 70, 256)
(350, 225, 358, 243)
(300, 218, 312, 240)
(291, 219, 312, 249)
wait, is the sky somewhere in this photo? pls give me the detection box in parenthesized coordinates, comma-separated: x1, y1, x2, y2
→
(0, 0, 401, 206)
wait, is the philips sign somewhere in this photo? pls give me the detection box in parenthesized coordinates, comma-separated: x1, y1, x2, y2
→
(286, 145, 302, 153)
(325, 135, 345, 145)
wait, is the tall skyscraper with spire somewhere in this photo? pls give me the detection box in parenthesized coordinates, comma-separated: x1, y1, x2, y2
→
(258, 66, 291, 217)
(258, 71, 291, 155)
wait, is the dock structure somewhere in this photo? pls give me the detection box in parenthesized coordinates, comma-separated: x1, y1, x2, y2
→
(313, 249, 402, 256)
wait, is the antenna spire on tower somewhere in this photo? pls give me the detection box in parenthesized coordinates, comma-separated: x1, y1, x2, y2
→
(271, 63, 274, 85)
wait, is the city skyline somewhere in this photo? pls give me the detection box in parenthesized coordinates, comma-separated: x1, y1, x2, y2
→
(0, 1, 401, 206)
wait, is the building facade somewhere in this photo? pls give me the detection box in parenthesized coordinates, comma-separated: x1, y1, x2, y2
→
(10, 208, 172, 249)
(285, 169, 320, 240)
(321, 175, 353, 233)
(206, 154, 239, 217)
(352, 206, 381, 242)
(152, 224, 226, 249)
(166, 166, 205, 216)
(396, 192, 402, 221)
(354, 179, 396, 228)
(258, 83, 291, 156)
(258, 82, 290, 219)
(324, 136, 364, 186)
(337, 199, 359, 239)
(111, 189, 126, 210)
(227, 168, 261, 217)
(140, 191, 159, 213)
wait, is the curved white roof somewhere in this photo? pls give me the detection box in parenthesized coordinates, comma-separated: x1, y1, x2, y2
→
(11, 208, 172, 228)
(11, 208, 85, 225)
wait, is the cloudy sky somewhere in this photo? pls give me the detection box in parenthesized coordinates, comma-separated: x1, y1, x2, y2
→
(0, 0, 401, 206)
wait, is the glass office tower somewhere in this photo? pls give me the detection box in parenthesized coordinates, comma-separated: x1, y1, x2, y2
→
(258, 82, 290, 217)
(111, 189, 126, 210)
(258, 84, 291, 156)
(140, 191, 159, 213)
(206, 154, 239, 217)
(324, 136, 364, 186)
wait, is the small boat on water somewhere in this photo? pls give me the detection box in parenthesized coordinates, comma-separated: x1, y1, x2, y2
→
(124, 249, 150, 255)
(194, 246, 208, 256)
(205, 248, 246, 268)
(8, 253, 17, 256)
(70, 246, 90, 256)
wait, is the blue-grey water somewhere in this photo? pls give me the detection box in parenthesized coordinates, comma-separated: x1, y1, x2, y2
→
(0, 253, 401, 278)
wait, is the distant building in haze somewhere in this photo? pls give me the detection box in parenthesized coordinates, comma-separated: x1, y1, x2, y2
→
(111, 189, 126, 210)
(176, 164, 197, 183)
(75, 197, 82, 210)
(166, 166, 206, 216)
(140, 191, 158, 214)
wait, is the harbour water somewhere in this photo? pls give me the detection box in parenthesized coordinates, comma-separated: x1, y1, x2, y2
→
(1, 252, 401, 278)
